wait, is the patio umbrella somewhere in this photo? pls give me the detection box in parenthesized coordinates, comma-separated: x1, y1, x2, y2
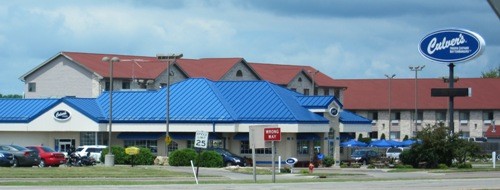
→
(369, 139, 393, 147)
(401, 139, 420, 147)
(387, 139, 404, 147)
(340, 139, 368, 147)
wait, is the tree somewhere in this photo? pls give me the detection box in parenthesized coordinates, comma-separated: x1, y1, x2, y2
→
(380, 133, 386, 140)
(400, 123, 480, 168)
(357, 133, 363, 141)
(481, 66, 500, 78)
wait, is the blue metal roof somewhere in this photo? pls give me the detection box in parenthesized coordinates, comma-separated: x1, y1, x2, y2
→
(339, 110, 372, 124)
(297, 96, 336, 109)
(0, 78, 331, 124)
(0, 99, 60, 122)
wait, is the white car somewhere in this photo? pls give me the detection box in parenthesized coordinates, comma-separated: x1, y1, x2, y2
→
(75, 145, 107, 163)
(386, 147, 404, 159)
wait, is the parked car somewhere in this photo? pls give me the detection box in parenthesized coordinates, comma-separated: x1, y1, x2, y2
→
(75, 145, 107, 163)
(207, 148, 246, 167)
(386, 147, 404, 160)
(350, 149, 380, 164)
(0, 144, 40, 167)
(26, 146, 66, 167)
(0, 151, 15, 167)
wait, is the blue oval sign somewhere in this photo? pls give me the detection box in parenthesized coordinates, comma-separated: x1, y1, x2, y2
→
(419, 28, 485, 63)
(285, 157, 298, 165)
(54, 110, 71, 121)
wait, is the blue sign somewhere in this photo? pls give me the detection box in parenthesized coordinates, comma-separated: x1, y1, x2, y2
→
(54, 110, 71, 121)
(285, 157, 298, 165)
(419, 28, 485, 63)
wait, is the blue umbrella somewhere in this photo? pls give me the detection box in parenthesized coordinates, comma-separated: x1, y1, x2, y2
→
(387, 139, 404, 147)
(340, 139, 368, 147)
(369, 139, 393, 147)
(401, 139, 421, 147)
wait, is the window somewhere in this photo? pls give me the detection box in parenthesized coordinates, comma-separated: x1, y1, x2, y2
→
(415, 111, 423, 124)
(314, 88, 318, 95)
(167, 141, 178, 153)
(122, 81, 131, 89)
(483, 111, 493, 124)
(298, 77, 302, 82)
(389, 131, 400, 140)
(28, 82, 36, 92)
(297, 140, 309, 155)
(105, 82, 110, 91)
(291, 88, 297, 92)
(323, 88, 329, 96)
(236, 70, 243, 77)
(368, 112, 378, 121)
(436, 110, 447, 122)
(391, 112, 401, 124)
(240, 141, 252, 154)
(459, 111, 470, 124)
(79, 132, 107, 146)
(303, 88, 310, 95)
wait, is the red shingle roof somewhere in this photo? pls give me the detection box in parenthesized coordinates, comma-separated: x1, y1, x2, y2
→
(176, 58, 243, 80)
(485, 125, 500, 138)
(249, 63, 342, 87)
(332, 78, 500, 110)
(63, 52, 167, 79)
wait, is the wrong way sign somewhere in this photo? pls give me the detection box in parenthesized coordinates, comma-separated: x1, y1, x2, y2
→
(264, 128, 281, 141)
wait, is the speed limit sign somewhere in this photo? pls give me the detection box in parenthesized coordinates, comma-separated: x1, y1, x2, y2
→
(194, 131, 209, 149)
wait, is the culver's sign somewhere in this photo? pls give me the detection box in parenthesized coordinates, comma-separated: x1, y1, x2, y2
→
(419, 29, 485, 63)
(53, 110, 71, 121)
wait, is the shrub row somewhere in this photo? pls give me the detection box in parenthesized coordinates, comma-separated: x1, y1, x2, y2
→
(100, 146, 156, 165)
(168, 148, 223, 168)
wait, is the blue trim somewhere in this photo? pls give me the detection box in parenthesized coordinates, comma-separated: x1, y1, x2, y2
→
(233, 133, 249, 141)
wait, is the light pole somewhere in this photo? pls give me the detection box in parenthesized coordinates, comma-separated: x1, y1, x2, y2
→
(385, 74, 395, 140)
(156, 53, 183, 157)
(102, 56, 120, 167)
(409, 65, 425, 137)
(308, 70, 319, 95)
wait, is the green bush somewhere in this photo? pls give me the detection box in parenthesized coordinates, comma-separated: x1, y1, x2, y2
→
(322, 156, 334, 167)
(456, 163, 472, 169)
(197, 150, 223, 168)
(280, 167, 291, 173)
(169, 148, 197, 166)
(437, 163, 448, 169)
(395, 164, 413, 169)
(100, 146, 155, 165)
(380, 133, 386, 140)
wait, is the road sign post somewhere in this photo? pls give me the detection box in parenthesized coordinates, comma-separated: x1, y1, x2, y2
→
(264, 127, 281, 183)
(194, 131, 209, 180)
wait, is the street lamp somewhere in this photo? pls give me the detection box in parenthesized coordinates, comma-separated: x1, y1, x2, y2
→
(102, 56, 120, 167)
(156, 53, 183, 157)
(385, 74, 395, 140)
(409, 65, 425, 137)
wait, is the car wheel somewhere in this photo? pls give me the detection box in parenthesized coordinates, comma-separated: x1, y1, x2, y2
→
(12, 158, 18, 167)
(39, 160, 45, 168)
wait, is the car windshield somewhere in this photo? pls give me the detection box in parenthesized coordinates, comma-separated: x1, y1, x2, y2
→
(352, 150, 367, 156)
(9, 145, 28, 151)
(41, 146, 55, 152)
(387, 148, 402, 153)
(75, 148, 84, 152)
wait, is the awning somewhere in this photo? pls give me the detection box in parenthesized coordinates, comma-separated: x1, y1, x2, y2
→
(296, 133, 321, 141)
(233, 133, 249, 141)
(169, 132, 223, 140)
(117, 132, 164, 140)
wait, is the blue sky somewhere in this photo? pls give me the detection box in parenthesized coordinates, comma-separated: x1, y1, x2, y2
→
(1, 0, 499, 95)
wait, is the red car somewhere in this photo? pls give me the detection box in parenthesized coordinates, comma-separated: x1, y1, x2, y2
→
(26, 146, 66, 167)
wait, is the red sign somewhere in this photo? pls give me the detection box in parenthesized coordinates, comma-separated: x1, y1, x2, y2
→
(264, 128, 281, 141)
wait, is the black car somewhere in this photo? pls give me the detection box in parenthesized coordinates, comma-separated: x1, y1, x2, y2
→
(0, 144, 40, 167)
(350, 149, 380, 165)
(0, 151, 15, 167)
(208, 148, 246, 167)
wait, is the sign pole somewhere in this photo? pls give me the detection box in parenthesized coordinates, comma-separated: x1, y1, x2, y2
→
(272, 141, 275, 183)
(448, 63, 455, 135)
(251, 128, 257, 183)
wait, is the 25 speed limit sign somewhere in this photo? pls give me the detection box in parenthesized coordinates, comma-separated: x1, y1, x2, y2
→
(194, 131, 209, 149)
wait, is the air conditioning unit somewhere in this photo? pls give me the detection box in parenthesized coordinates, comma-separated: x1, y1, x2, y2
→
(484, 120, 492, 124)
(460, 120, 469, 125)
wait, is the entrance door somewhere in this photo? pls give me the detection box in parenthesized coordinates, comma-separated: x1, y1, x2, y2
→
(55, 139, 75, 153)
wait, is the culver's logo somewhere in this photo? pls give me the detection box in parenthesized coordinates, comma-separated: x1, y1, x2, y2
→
(53, 110, 71, 121)
(419, 29, 485, 63)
